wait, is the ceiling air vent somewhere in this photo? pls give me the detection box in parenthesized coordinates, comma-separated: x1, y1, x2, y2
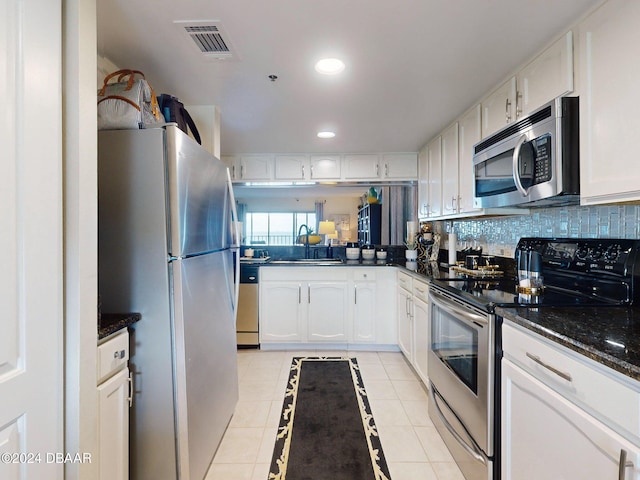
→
(175, 21, 236, 60)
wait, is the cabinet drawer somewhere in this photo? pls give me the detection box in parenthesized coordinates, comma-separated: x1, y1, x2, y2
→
(502, 321, 640, 443)
(353, 269, 376, 281)
(412, 281, 429, 303)
(397, 271, 413, 292)
(97, 329, 129, 384)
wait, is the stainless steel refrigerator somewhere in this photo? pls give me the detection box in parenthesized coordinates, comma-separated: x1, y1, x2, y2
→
(98, 125, 240, 480)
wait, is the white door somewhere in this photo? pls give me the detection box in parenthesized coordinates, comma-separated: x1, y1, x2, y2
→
(0, 0, 63, 478)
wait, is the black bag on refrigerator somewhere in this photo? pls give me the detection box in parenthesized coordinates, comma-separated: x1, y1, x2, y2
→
(157, 94, 202, 144)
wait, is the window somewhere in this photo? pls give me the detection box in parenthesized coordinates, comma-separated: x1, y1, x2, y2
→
(244, 212, 317, 245)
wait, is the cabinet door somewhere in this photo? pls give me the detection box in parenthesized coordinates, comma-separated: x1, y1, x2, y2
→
(441, 123, 459, 215)
(221, 155, 239, 180)
(417, 145, 429, 219)
(412, 295, 429, 386)
(353, 281, 376, 343)
(260, 282, 303, 342)
(482, 77, 517, 137)
(427, 136, 442, 218)
(239, 155, 272, 180)
(343, 154, 380, 179)
(458, 105, 482, 214)
(517, 31, 573, 118)
(307, 282, 348, 342)
(579, 0, 640, 204)
(98, 368, 129, 480)
(381, 153, 418, 179)
(310, 155, 341, 179)
(274, 155, 307, 180)
(502, 359, 640, 480)
(396, 288, 413, 362)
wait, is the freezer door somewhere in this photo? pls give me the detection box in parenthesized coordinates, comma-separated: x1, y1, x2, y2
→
(171, 251, 239, 480)
(165, 125, 230, 257)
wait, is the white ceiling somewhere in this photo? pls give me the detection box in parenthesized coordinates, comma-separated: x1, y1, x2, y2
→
(97, 0, 601, 157)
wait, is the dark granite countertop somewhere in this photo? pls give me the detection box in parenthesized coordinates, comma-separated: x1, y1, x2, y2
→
(98, 312, 141, 340)
(496, 305, 640, 382)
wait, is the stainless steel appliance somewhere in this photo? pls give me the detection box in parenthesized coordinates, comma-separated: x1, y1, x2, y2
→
(98, 125, 240, 480)
(237, 262, 259, 346)
(428, 237, 640, 480)
(473, 96, 579, 208)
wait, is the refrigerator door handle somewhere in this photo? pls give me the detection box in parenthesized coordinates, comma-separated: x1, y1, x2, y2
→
(227, 168, 241, 323)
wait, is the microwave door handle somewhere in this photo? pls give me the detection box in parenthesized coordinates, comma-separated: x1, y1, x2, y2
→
(512, 134, 529, 197)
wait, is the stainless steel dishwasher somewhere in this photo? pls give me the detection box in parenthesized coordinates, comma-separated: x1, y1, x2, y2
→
(237, 263, 259, 347)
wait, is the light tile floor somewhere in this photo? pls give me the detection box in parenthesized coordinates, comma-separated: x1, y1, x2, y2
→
(206, 349, 465, 480)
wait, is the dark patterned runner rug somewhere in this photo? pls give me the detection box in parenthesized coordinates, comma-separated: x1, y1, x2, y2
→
(268, 357, 391, 480)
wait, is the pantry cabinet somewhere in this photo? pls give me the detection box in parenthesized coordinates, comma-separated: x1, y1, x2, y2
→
(578, 0, 640, 205)
(502, 321, 640, 479)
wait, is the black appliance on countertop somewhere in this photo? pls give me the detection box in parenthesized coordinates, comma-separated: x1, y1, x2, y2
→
(427, 237, 640, 480)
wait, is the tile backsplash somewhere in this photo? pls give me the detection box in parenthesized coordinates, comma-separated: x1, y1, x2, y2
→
(444, 204, 640, 258)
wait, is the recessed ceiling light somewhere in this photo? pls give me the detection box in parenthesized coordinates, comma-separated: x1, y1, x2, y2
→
(314, 58, 345, 75)
(317, 131, 336, 139)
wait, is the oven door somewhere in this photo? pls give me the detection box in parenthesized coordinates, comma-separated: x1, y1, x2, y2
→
(428, 287, 494, 457)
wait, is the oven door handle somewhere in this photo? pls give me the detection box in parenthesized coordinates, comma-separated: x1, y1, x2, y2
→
(430, 290, 488, 327)
(429, 386, 487, 464)
(512, 134, 530, 197)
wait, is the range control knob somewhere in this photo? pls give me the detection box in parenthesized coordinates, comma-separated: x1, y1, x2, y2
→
(604, 245, 620, 262)
(590, 247, 604, 260)
(576, 246, 590, 260)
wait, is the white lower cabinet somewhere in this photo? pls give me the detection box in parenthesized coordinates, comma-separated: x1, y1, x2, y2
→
(260, 266, 395, 346)
(307, 282, 348, 342)
(97, 328, 131, 480)
(397, 279, 413, 362)
(411, 280, 429, 386)
(260, 281, 304, 342)
(502, 321, 640, 480)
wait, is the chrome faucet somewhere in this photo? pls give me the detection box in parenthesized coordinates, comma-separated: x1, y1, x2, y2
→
(298, 224, 311, 259)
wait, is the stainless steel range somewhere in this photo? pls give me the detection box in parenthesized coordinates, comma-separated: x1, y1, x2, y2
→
(428, 237, 640, 480)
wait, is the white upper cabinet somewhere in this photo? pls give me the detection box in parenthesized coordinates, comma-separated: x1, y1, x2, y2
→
(310, 155, 341, 179)
(417, 145, 429, 220)
(441, 122, 459, 215)
(517, 31, 574, 118)
(343, 154, 380, 179)
(274, 155, 308, 180)
(482, 77, 517, 138)
(482, 31, 574, 138)
(457, 105, 482, 214)
(381, 153, 418, 179)
(578, 0, 640, 205)
(427, 136, 442, 218)
(222, 154, 272, 181)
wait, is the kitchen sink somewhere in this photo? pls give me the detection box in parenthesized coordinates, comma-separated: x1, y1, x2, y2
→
(268, 258, 344, 265)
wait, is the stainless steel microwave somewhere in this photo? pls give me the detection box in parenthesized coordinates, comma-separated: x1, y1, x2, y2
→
(473, 96, 579, 208)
